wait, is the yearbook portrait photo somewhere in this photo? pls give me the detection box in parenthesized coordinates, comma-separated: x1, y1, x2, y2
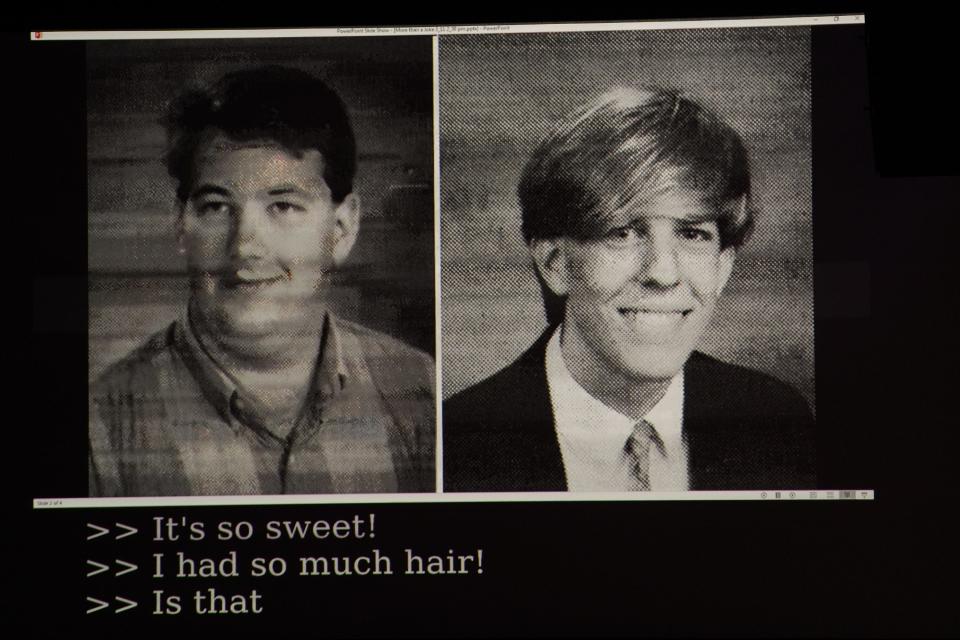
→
(87, 37, 437, 496)
(439, 27, 816, 492)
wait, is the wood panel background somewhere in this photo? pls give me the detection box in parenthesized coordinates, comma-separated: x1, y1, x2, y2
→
(439, 27, 815, 410)
(88, 37, 435, 382)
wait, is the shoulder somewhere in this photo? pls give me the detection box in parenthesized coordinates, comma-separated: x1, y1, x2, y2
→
(337, 318, 433, 362)
(89, 322, 182, 496)
(444, 332, 550, 419)
(445, 362, 514, 414)
(684, 351, 816, 488)
(685, 351, 812, 418)
(335, 318, 435, 394)
(443, 330, 554, 446)
(443, 331, 564, 492)
(334, 319, 436, 491)
(91, 322, 179, 398)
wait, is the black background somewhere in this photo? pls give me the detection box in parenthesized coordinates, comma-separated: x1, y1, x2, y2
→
(13, 4, 958, 637)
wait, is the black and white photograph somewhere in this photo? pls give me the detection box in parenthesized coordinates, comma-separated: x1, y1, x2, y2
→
(19, 9, 960, 637)
(87, 37, 437, 496)
(440, 28, 816, 492)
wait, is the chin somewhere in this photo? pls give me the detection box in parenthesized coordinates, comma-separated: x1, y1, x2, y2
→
(197, 303, 280, 339)
(221, 312, 284, 338)
(616, 346, 693, 382)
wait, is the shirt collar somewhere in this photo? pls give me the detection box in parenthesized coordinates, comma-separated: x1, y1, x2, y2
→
(172, 304, 349, 433)
(545, 324, 684, 444)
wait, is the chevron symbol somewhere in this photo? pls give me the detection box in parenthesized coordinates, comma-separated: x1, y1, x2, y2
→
(114, 523, 138, 539)
(86, 560, 109, 577)
(86, 597, 109, 614)
(115, 596, 137, 613)
(115, 560, 138, 576)
(86, 523, 109, 540)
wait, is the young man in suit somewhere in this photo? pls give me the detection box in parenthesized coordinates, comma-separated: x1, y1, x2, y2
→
(444, 87, 815, 492)
(89, 66, 435, 496)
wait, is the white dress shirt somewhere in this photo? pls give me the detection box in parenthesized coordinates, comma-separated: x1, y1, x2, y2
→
(544, 326, 689, 492)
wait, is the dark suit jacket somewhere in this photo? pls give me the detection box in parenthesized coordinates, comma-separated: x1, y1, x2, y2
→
(443, 329, 816, 491)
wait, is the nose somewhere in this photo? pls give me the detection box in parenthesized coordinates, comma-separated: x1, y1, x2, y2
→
(229, 203, 267, 260)
(636, 233, 681, 289)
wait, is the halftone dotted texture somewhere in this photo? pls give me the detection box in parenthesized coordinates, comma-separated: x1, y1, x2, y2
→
(88, 38, 435, 382)
(439, 27, 813, 412)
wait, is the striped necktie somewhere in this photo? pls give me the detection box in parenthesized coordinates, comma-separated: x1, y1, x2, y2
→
(624, 419, 665, 491)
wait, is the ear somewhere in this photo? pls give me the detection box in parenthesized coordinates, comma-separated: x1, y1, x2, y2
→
(715, 247, 736, 295)
(331, 193, 361, 267)
(529, 237, 571, 297)
(174, 201, 187, 255)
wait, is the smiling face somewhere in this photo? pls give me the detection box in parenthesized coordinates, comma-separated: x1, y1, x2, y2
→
(178, 134, 358, 353)
(534, 191, 735, 391)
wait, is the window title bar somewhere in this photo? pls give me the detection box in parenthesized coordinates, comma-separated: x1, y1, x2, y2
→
(31, 14, 864, 41)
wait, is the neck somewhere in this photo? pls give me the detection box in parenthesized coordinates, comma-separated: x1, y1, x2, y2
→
(559, 326, 672, 420)
(189, 304, 326, 426)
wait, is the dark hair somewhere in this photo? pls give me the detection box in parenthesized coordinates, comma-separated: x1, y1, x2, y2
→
(517, 87, 755, 325)
(164, 65, 356, 203)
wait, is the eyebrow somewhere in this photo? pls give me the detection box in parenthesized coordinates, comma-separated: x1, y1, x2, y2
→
(189, 183, 314, 200)
(266, 185, 310, 197)
(608, 213, 718, 228)
(673, 214, 717, 225)
(189, 184, 231, 199)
